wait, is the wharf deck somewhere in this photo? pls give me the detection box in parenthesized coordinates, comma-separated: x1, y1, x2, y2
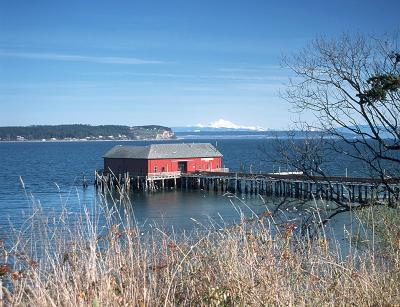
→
(182, 171, 400, 185)
(94, 169, 400, 204)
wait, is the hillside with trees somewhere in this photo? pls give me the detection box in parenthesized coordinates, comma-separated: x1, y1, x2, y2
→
(0, 124, 175, 141)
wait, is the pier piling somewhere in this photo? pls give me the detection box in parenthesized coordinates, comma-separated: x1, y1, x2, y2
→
(93, 170, 400, 204)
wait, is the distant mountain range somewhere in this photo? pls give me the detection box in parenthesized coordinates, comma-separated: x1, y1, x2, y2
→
(172, 123, 396, 140)
(335, 125, 395, 139)
(2, 121, 386, 142)
(173, 119, 378, 139)
(173, 119, 266, 132)
(173, 129, 328, 139)
(0, 125, 175, 141)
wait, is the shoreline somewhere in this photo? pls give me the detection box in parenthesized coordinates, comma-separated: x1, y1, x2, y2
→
(0, 138, 180, 144)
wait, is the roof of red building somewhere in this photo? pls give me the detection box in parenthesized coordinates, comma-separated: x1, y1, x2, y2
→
(103, 143, 223, 159)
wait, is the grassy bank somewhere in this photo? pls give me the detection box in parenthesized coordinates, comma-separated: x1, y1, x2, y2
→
(1, 194, 399, 306)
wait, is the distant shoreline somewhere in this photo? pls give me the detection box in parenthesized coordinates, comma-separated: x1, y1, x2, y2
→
(0, 138, 180, 144)
(0, 124, 175, 143)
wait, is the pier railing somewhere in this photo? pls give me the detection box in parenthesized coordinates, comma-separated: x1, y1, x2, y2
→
(210, 168, 230, 173)
(94, 168, 399, 204)
(195, 168, 230, 173)
(147, 171, 182, 179)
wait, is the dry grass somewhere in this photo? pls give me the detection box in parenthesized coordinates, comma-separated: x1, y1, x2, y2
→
(1, 191, 400, 306)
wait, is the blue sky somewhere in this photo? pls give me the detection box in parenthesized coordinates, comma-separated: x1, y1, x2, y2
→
(0, 0, 399, 129)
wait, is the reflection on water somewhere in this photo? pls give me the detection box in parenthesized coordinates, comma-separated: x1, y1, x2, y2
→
(0, 139, 367, 242)
(103, 188, 269, 233)
(1, 181, 356, 257)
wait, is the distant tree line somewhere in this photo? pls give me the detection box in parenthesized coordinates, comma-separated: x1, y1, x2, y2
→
(0, 125, 174, 141)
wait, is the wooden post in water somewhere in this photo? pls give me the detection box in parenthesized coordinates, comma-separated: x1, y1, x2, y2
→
(235, 175, 238, 193)
(324, 184, 329, 200)
(94, 171, 98, 189)
(357, 185, 362, 203)
(340, 184, 344, 201)
(351, 185, 355, 202)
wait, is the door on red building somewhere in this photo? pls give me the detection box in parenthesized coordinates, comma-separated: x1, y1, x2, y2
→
(178, 161, 187, 173)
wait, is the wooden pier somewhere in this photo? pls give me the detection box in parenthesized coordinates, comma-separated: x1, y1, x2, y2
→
(94, 170, 400, 204)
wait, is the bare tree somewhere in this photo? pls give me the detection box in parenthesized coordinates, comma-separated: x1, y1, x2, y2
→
(270, 33, 400, 233)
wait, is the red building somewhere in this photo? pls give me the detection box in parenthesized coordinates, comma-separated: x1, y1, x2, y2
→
(103, 143, 223, 176)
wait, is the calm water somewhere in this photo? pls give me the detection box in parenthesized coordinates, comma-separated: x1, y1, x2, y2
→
(0, 139, 365, 238)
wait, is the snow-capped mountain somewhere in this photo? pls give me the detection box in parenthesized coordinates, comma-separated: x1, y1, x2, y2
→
(173, 119, 266, 132)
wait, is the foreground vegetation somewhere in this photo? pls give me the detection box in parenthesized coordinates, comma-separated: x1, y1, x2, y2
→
(0, 192, 399, 307)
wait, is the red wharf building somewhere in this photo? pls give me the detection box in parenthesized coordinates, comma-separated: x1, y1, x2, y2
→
(103, 143, 223, 176)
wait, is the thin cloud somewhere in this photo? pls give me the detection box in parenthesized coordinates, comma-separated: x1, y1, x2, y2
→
(80, 71, 288, 82)
(0, 51, 166, 64)
(213, 74, 287, 82)
(218, 65, 284, 72)
(178, 86, 220, 92)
